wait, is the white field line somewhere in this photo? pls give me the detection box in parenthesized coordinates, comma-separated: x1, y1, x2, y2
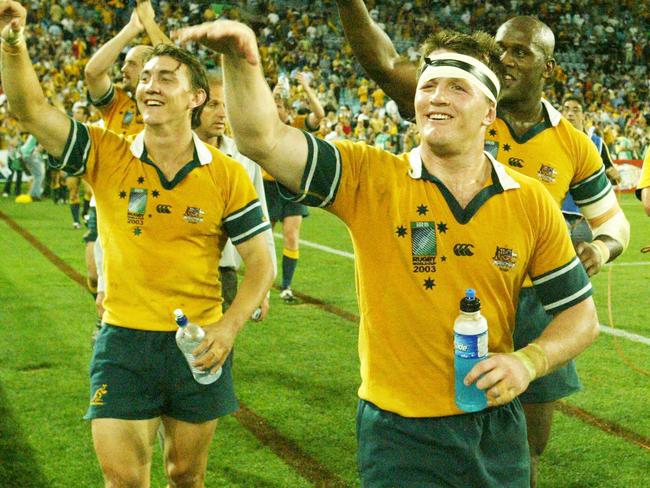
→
(275, 233, 650, 345)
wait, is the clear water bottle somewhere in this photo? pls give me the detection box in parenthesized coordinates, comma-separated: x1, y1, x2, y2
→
(174, 309, 222, 385)
(454, 289, 488, 412)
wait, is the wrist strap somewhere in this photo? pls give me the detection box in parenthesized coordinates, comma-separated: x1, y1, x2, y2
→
(589, 239, 610, 266)
(511, 343, 549, 381)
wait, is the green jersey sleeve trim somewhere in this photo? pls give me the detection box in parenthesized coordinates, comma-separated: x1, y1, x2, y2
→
(223, 199, 271, 245)
(531, 256, 593, 314)
(570, 166, 612, 205)
(88, 84, 115, 108)
(276, 131, 342, 207)
(46, 119, 90, 176)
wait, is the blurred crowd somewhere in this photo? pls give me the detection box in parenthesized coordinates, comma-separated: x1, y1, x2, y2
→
(1, 0, 648, 194)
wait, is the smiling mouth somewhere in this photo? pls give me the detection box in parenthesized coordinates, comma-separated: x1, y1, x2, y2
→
(427, 113, 452, 121)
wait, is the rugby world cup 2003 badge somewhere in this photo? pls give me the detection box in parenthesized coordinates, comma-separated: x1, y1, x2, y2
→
(411, 221, 437, 272)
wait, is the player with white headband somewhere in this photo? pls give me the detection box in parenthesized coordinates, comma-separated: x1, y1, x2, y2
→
(174, 21, 599, 487)
(417, 51, 501, 103)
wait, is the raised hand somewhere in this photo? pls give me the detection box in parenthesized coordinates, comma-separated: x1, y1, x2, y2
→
(173, 20, 259, 65)
(0, 0, 26, 42)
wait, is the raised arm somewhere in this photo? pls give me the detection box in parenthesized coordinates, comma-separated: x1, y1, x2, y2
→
(175, 20, 308, 192)
(83, 10, 144, 101)
(0, 1, 71, 159)
(136, 0, 171, 46)
(296, 72, 325, 130)
(334, 0, 417, 118)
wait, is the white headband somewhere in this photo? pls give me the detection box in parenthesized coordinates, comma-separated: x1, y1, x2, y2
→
(417, 52, 500, 103)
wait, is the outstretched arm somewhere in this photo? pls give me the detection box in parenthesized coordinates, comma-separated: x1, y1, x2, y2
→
(84, 10, 144, 101)
(334, 0, 417, 118)
(0, 1, 70, 159)
(175, 20, 308, 192)
(136, 0, 171, 45)
(296, 72, 325, 130)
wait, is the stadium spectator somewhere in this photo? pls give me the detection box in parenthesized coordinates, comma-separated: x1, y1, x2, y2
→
(177, 19, 600, 487)
(263, 71, 324, 303)
(0, 4, 274, 486)
(2, 135, 23, 197)
(562, 96, 622, 186)
(332, 3, 630, 486)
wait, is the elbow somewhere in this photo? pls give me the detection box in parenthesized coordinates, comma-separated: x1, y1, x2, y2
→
(84, 63, 104, 83)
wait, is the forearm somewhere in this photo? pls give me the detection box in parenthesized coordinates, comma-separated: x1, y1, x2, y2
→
(335, 0, 401, 79)
(590, 208, 630, 261)
(142, 18, 170, 45)
(222, 52, 302, 190)
(334, 0, 417, 115)
(2, 41, 46, 119)
(304, 85, 325, 121)
(85, 24, 139, 80)
(221, 251, 273, 333)
(533, 298, 599, 375)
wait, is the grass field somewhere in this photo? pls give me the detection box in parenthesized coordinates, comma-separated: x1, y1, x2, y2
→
(0, 192, 649, 487)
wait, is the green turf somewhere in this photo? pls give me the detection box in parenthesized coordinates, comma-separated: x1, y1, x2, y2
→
(1, 193, 649, 487)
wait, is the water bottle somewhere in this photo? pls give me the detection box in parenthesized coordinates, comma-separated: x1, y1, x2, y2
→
(454, 289, 488, 412)
(174, 309, 222, 385)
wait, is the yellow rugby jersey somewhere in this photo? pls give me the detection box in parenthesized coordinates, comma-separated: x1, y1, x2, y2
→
(89, 84, 144, 137)
(635, 151, 650, 200)
(485, 100, 610, 209)
(50, 120, 270, 331)
(280, 133, 591, 418)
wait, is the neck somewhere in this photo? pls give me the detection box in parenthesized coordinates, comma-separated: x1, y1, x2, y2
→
(143, 124, 195, 176)
(420, 141, 491, 207)
(499, 96, 544, 126)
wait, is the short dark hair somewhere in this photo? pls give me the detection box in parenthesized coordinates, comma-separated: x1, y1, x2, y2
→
(417, 30, 503, 89)
(562, 95, 584, 107)
(145, 44, 209, 128)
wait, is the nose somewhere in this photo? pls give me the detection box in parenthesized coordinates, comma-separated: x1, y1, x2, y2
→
(500, 49, 514, 67)
(429, 85, 450, 105)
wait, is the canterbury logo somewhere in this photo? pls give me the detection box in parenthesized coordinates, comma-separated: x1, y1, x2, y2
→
(156, 204, 172, 214)
(453, 243, 475, 256)
(90, 384, 108, 406)
(508, 157, 524, 168)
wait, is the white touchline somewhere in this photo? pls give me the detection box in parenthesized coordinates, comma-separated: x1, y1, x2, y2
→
(600, 325, 650, 346)
(276, 234, 650, 346)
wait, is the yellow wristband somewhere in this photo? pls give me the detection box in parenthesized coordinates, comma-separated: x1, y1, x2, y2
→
(511, 343, 549, 381)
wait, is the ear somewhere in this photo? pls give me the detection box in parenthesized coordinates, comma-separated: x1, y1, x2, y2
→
(542, 57, 556, 81)
(482, 100, 497, 127)
(189, 89, 207, 110)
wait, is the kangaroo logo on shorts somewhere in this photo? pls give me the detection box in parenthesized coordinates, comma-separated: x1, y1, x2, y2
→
(90, 384, 109, 406)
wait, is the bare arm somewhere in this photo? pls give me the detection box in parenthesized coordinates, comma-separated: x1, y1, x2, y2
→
(296, 72, 325, 129)
(193, 233, 274, 373)
(466, 297, 599, 406)
(0, 2, 70, 159)
(136, 0, 171, 46)
(334, 0, 417, 118)
(175, 20, 309, 192)
(84, 10, 144, 101)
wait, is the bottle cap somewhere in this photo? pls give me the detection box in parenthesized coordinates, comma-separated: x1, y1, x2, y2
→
(460, 288, 481, 312)
(173, 308, 187, 326)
